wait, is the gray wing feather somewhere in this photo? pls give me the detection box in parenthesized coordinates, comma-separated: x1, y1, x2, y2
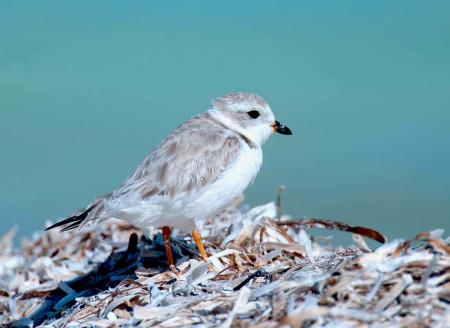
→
(48, 113, 240, 231)
(113, 114, 241, 199)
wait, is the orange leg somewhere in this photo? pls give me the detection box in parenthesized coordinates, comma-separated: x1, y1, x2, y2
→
(193, 227, 208, 263)
(162, 226, 177, 273)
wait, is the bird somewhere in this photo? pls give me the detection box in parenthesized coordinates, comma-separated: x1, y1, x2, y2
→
(46, 93, 292, 272)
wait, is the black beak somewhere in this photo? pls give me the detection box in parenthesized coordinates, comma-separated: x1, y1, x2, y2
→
(272, 120, 292, 135)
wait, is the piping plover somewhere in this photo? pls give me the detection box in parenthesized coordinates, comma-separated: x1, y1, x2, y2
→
(46, 93, 292, 271)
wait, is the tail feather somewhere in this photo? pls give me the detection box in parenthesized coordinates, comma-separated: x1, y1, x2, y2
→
(45, 208, 92, 232)
(45, 193, 111, 232)
(60, 219, 86, 232)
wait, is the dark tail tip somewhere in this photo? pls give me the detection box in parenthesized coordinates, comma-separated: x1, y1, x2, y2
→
(45, 207, 92, 232)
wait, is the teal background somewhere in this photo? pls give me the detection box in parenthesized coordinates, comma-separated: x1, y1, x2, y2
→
(1, 1, 449, 244)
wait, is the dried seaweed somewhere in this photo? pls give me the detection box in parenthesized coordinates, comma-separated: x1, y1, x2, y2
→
(1, 200, 449, 327)
(277, 218, 387, 243)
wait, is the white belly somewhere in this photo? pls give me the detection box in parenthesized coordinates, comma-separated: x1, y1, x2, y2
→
(102, 143, 263, 235)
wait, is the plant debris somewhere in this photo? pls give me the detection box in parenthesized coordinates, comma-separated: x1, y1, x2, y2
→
(1, 201, 449, 327)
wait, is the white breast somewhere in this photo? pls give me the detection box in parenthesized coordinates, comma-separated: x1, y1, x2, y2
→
(187, 142, 263, 222)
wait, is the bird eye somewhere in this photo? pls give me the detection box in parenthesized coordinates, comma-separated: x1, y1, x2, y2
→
(247, 110, 260, 119)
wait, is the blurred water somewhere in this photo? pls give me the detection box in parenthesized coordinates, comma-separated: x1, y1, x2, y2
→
(1, 1, 449, 244)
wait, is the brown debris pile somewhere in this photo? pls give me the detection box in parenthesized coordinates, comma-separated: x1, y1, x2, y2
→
(1, 201, 449, 327)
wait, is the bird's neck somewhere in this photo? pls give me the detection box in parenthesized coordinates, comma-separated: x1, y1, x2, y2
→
(206, 109, 260, 149)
